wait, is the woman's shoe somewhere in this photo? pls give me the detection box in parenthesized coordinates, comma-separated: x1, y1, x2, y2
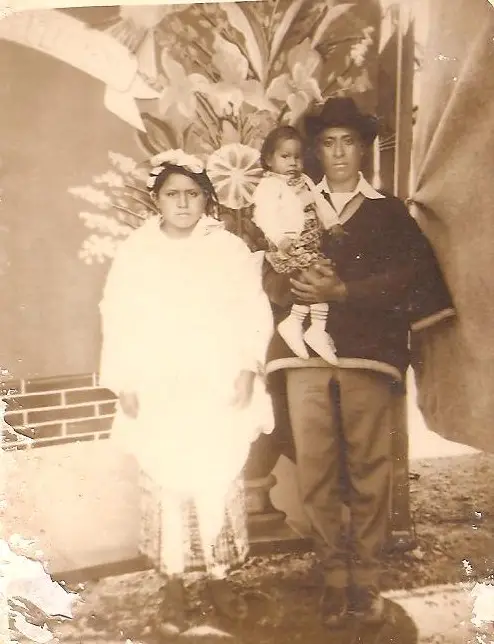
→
(156, 576, 187, 634)
(208, 578, 249, 621)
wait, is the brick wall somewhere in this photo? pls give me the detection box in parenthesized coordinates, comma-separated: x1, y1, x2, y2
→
(1, 373, 313, 542)
(2, 374, 116, 451)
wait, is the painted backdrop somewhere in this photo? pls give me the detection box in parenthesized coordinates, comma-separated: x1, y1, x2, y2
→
(0, 1, 391, 383)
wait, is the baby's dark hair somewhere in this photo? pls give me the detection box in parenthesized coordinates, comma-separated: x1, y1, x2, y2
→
(260, 125, 304, 171)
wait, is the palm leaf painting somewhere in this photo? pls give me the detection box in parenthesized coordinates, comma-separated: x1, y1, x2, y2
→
(70, 0, 382, 262)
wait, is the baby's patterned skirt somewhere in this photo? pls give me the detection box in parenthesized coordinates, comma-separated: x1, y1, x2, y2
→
(266, 205, 325, 274)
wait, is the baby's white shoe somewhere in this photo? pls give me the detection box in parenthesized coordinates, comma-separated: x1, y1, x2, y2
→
(304, 325, 337, 364)
(278, 317, 309, 359)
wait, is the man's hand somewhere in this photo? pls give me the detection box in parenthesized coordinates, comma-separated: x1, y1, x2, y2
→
(231, 370, 255, 410)
(291, 262, 347, 304)
(119, 391, 139, 419)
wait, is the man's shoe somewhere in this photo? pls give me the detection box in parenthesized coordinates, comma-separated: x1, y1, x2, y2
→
(350, 585, 385, 624)
(320, 586, 348, 628)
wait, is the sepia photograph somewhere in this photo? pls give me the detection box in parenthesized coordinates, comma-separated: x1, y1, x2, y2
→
(1, 0, 494, 642)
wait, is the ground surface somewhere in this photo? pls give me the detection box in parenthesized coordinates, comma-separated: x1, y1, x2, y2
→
(45, 452, 494, 644)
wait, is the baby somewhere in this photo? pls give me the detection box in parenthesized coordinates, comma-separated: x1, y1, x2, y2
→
(253, 126, 341, 363)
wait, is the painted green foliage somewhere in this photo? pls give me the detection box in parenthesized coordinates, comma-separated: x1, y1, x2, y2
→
(70, 1, 381, 262)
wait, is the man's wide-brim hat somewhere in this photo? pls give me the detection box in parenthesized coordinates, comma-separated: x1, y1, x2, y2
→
(304, 97, 379, 145)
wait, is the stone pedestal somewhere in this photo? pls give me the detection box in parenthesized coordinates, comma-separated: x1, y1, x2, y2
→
(245, 474, 287, 537)
(242, 420, 310, 553)
(243, 431, 290, 543)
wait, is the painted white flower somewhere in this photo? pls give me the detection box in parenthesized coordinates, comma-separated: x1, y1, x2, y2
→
(108, 152, 138, 174)
(204, 35, 276, 115)
(353, 69, 372, 93)
(94, 171, 125, 188)
(335, 75, 354, 92)
(105, 5, 189, 68)
(267, 39, 323, 124)
(79, 212, 130, 237)
(207, 144, 263, 210)
(79, 235, 123, 264)
(78, 248, 92, 265)
(350, 27, 374, 67)
(159, 53, 211, 119)
(68, 186, 111, 209)
(350, 42, 368, 67)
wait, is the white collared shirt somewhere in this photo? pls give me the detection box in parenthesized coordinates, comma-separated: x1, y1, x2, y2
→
(317, 172, 385, 215)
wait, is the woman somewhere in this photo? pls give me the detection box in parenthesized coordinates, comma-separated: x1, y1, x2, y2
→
(99, 150, 274, 631)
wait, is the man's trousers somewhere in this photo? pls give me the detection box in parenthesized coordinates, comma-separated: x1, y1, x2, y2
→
(286, 367, 395, 588)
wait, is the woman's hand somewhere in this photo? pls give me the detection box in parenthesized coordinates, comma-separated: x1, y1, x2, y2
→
(291, 262, 347, 304)
(119, 391, 139, 419)
(231, 370, 256, 410)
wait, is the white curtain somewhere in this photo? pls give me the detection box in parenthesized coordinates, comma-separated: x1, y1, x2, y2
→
(410, 0, 494, 451)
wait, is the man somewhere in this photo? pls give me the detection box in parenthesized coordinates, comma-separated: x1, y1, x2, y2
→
(262, 97, 455, 626)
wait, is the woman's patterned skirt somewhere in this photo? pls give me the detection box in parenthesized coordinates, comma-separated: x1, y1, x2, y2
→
(138, 471, 249, 578)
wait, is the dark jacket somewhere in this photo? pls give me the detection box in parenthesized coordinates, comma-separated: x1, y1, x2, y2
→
(263, 194, 455, 382)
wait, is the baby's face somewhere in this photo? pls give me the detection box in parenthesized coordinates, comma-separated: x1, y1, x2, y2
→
(268, 138, 303, 177)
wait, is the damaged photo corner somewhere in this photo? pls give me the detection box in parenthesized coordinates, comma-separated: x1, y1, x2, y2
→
(1, 0, 494, 642)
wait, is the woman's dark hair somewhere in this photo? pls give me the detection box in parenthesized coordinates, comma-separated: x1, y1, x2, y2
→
(260, 125, 304, 171)
(149, 164, 219, 217)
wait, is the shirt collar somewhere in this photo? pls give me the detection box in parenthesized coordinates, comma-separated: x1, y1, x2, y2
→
(318, 172, 385, 200)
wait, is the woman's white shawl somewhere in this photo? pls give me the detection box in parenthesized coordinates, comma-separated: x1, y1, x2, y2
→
(99, 216, 275, 496)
